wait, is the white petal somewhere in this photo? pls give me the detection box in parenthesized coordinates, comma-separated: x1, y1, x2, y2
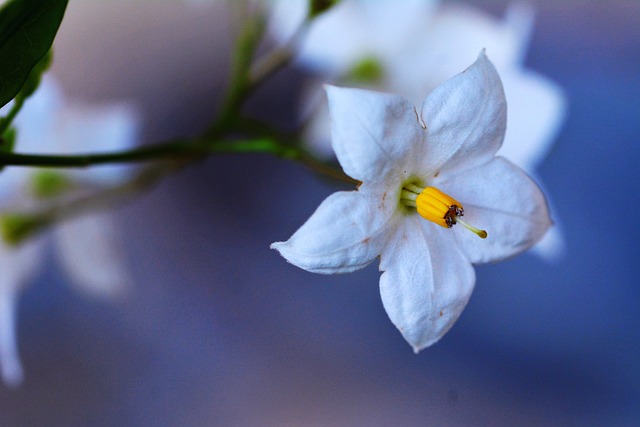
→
(271, 186, 398, 274)
(9, 77, 63, 152)
(498, 71, 566, 172)
(418, 51, 506, 176)
(299, 79, 336, 159)
(267, 0, 309, 60)
(54, 213, 131, 298)
(326, 85, 425, 184)
(0, 236, 45, 387)
(526, 179, 566, 261)
(0, 290, 23, 387)
(435, 157, 552, 263)
(55, 102, 140, 185)
(530, 224, 565, 262)
(271, 0, 437, 76)
(390, 3, 532, 102)
(0, 167, 31, 200)
(379, 216, 475, 352)
(0, 235, 46, 289)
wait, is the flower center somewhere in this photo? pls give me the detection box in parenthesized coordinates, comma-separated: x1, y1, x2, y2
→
(400, 184, 487, 239)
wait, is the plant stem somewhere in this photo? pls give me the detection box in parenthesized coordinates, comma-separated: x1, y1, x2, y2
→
(204, 8, 265, 137)
(0, 136, 358, 185)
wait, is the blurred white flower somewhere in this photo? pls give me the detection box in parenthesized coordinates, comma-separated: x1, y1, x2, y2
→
(272, 53, 551, 352)
(269, 0, 565, 259)
(0, 77, 139, 386)
(269, 0, 439, 77)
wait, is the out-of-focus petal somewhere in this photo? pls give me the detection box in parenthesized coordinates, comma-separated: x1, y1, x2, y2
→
(8, 77, 63, 152)
(267, 0, 308, 56)
(418, 51, 506, 177)
(0, 290, 24, 387)
(326, 85, 425, 185)
(272, 187, 397, 274)
(413, 3, 526, 76)
(498, 71, 566, 171)
(0, 234, 45, 387)
(53, 213, 131, 298)
(54, 102, 140, 185)
(269, 0, 438, 76)
(530, 224, 565, 262)
(379, 216, 475, 352)
(435, 157, 552, 263)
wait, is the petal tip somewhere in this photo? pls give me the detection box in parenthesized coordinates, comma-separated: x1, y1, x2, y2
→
(270, 241, 290, 257)
(1, 360, 24, 388)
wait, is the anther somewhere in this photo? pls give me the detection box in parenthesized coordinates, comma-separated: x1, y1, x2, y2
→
(407, 186, 487, 239)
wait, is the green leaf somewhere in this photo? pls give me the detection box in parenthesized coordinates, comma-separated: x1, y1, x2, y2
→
(0, 0, 68, 109)
(16, 48, 52, 102)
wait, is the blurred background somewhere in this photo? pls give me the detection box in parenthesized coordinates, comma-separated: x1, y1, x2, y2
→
(0, 0, 639, 425)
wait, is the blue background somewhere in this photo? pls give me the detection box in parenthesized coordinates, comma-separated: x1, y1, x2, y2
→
(0, 1, 638, 426)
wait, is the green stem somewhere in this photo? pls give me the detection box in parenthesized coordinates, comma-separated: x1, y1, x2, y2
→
(0, 136, 358, 185)
(0, 139, 196, 167)
(1, 163, 180, 245)
(0, 97, 24, 135)
(204, 8, 265, 137)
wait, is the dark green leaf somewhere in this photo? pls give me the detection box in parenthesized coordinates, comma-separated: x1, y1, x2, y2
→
(0, 0, 68, 109)
(310, 0, 340, 18)
(16, 48, 52, 102)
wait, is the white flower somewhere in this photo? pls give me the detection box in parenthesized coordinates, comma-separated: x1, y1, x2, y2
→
(0, 77, 139, 386)
(271, 53, 551, 352)
(270, 0, 565, 260)
(269, 0, 439, 78)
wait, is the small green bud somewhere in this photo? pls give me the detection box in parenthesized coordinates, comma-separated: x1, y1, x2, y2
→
(31, 170, 71, 199)
(0, 127, 16, 173)
(0, 127, 16, 152)
(346, 56, 385, 85)
(0, 213, 44, 246)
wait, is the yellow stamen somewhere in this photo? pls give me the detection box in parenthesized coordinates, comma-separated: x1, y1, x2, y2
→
(411, 186, 487, 239)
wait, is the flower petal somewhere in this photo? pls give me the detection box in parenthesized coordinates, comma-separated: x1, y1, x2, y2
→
(0, 236, 45, 387)
(54, 213, 131, 298)
(498, 71, 566, 172)
(8, 77, 63, 152)
(0, 290, 24, 387)
(379, 216, 475, 352)
(530, 224, 565, 262)
(326, 85, 425, 184)
(418, 51, 506, 176)
(55, 102, 140, 185)
(271, 186, 397, 274)
(270, 0, 437, 76)
(435, 157, 552, 263)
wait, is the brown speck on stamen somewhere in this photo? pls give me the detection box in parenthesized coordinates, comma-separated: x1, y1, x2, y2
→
(444, 205, 464, 227)
(439, 310, 443, 317)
